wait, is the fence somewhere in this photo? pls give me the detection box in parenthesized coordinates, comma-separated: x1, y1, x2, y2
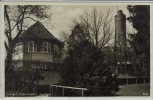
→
(117, 77, 150, 85)
(49, 84, 88, 97)
(6, 78, 149, 97)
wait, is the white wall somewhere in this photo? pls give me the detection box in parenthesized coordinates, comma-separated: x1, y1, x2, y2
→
(12, 42, 23, 60)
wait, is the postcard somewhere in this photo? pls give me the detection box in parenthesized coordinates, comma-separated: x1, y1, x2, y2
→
(0, 2, 151, 97)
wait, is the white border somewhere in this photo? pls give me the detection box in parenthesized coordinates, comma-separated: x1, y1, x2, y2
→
(150, 2, 153, 99)
(0, 1, 5, 98)
(0, 1, 152, 99)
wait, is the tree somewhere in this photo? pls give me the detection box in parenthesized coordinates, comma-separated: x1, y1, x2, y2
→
(5, 5, 50, 94)
(127, 5, 150, 76)
(73, 8, 113, 49)
(114, 37, 136, 75)
(60, 24, 119, 96)
(59, 8, 114, 59)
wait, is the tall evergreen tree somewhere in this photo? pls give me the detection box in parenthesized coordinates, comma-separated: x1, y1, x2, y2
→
(60, 24, 119, 96)
(127, 5, 150, 76)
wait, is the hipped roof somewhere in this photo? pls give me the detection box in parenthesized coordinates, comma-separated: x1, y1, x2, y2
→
(20, 21, 62, 45)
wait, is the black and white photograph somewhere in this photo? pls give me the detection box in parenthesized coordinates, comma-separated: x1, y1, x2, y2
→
(3, 3, 150, 97)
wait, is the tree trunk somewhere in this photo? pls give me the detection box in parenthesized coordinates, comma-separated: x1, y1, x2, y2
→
(5, 48, 13, 73)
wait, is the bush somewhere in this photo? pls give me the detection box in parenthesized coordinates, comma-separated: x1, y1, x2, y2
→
(60, 40, 119, 96)
(5, 69, 41, 94)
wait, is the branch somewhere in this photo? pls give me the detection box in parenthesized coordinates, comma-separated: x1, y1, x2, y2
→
(23, 17, 37, 22)
(5, 6, 12, 41)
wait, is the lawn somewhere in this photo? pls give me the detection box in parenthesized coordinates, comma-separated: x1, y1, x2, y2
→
(116, 84, 150, 96)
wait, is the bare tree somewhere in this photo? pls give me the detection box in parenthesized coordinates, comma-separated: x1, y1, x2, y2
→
(59, 8, 114, 61)
(73, 8, 114, 49)
(4, 5, 50, 72)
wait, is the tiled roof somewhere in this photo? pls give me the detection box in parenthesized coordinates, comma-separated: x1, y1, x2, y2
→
(20, 21, 62, 44)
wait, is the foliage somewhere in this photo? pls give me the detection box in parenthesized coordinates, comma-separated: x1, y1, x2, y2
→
(5, 69, 41, 94)
(60, 24, 119, 96)
(127, 5, 150, 57)
(127, 5, 150, 76)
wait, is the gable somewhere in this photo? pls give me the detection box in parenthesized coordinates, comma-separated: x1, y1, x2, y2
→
(20, 21, 61, 43)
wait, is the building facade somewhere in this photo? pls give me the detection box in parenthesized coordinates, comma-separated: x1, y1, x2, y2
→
(13, 21, 63, 70)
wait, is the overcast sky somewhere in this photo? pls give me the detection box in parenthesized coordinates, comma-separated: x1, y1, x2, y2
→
(25, 4, 135, 39)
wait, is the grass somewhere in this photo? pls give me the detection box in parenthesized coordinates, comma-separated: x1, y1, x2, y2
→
(116, 84, 150, 96)
(39, 71, 61, 85)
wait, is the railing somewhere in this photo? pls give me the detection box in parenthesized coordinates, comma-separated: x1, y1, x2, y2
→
(6, 78, 149, 97)
(117, 77, 150, 85)
(49, 84, 88, 97)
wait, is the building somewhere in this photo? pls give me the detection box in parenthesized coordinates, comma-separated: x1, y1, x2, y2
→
(114, 10, 127, 73)
(115, 10, 126, 49)
(13, 21, 64, 70)
(113, 10, 137, 75)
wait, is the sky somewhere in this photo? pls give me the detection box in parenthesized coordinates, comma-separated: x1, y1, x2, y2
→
(7, 4, 135, 41)
(26, 4, 134, 40)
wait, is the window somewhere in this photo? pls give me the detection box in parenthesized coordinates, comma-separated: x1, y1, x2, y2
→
(29, 41, 34, 52)
(42, 41, 47, 52)
(24, 41, 34, 52)
(34, 42, 37, 52)
(54, 44, 60, 55)
(24, 42, 28, 51)
(42, 42, 52, 53)
(48, 43, 51, 52)
(24, 41, 53, 53)
(37, 42, 42, 52)
(54, 44, 57, 54)
(51, 43, 54, 53)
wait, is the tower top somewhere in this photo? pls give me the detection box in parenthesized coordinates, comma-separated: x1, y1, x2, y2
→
(115, 10, 126, 21)
(117, 10, 123, 15)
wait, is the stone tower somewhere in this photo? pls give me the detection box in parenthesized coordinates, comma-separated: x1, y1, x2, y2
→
(115, 10, 126, 49)
(114, 10, 126, 72)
